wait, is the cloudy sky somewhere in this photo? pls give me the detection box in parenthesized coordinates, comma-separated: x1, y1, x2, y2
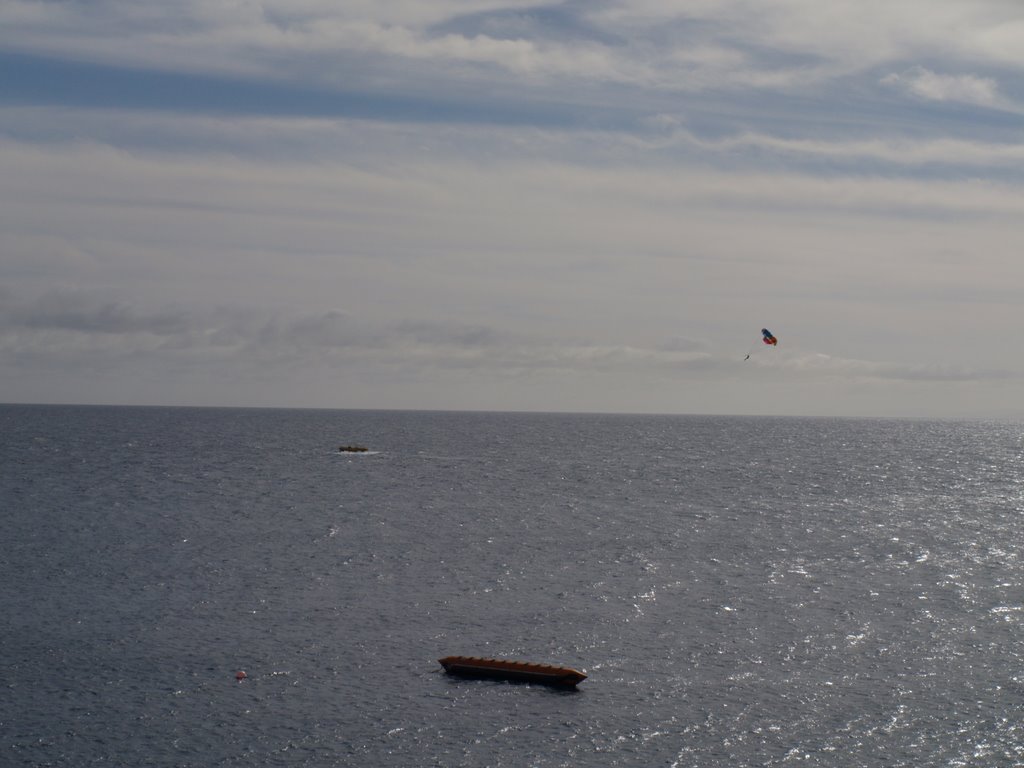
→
(3, 1, 1024, 417)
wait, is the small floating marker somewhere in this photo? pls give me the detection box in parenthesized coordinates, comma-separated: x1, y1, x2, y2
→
(235, 670, 247, 682)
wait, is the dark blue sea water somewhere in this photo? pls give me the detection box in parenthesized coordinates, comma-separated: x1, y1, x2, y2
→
(3, 405, 1024, 767)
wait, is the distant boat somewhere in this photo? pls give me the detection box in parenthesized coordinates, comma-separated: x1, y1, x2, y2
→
(438, 656, 586, 687)
(338, 445, 369, 453)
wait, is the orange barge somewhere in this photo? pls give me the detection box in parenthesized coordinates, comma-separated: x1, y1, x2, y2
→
(438, 656, 586, 687)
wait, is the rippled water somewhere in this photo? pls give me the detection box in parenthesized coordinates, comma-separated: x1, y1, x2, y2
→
(3, 406, 1024, 766)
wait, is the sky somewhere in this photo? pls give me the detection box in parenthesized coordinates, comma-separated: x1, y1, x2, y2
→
(3, 1, 1024, 417)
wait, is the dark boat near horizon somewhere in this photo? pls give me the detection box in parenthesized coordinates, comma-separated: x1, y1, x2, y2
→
(438, 656, 587, 687)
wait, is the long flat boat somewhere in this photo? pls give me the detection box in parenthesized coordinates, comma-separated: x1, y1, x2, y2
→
(438, 656, 586, 687)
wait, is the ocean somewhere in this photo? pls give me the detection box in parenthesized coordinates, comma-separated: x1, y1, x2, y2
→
(3, 405, 1024, 767)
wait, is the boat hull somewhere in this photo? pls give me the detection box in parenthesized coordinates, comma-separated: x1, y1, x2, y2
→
(439, 656, 586, 687)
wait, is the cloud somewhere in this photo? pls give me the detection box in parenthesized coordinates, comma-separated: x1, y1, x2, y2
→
(5, 123, 1024, 353)
(0, 1, 1012, 98)
(6, 0, 1024, 144)
(636, 122, 1024, 170)
(2, 290, 191, 336)
(0, 287, 713, 378)
(881, 66, 1005, 108)
(0, 3, 644, 88)
(11, 104, 1024, 183)
(5, 286, 1008, 388)
(781, 352, 1014, 384)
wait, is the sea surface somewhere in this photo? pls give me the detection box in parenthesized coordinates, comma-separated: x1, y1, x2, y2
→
(3, 405, 1024, 767)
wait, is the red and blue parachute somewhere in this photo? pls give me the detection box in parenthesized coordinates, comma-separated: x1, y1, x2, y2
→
(744, 328, 778, 360)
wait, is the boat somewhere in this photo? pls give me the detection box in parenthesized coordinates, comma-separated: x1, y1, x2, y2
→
(338, 445, 369, 453)
(438, 656, 586, 687)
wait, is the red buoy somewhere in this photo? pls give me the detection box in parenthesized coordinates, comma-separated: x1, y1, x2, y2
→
(235, 670, 247, 682)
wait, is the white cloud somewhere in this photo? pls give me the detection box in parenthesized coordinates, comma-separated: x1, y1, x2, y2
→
(588, 1, 1022, 87)
(326, 22, 634, 82)
(777, 352, 1013, 384)
(881, 66, 1004, 108)
(3, 0, 1023, 96)
(639, 123, 1024, 168)
(3, 122, 1024, 371)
